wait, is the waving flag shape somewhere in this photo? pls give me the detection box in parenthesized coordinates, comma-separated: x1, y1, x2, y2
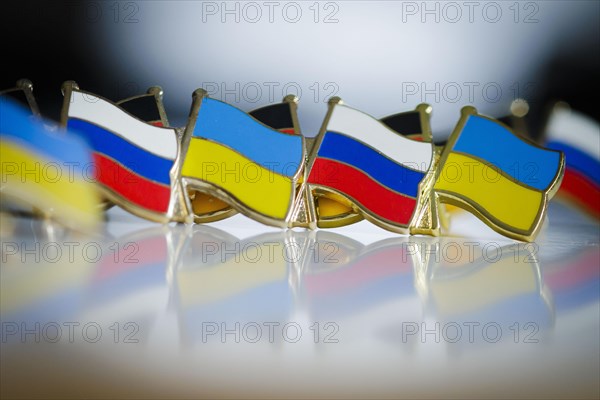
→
(307, 99, 434, 231)
(433, 107, 564, 241)
(0, 98, 99, 230)
(544, 106, 600, 218)
(316, 104, 433, 228)
(63, 86, 180, 220)
(181, 92, 304, 226)
(189, 97, 300, 223)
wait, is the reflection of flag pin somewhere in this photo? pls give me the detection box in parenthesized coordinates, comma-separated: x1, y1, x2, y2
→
(302, 233, 418, 320)
(85, 225, 188, 330)
(180, 90, 305, 227)
(416, 238, 553, 326)
(172, 228, 295, 345)
(432, 106, 565, 242)
(542, 103, 599, 219)
(542, 245, 599, 312)
(306, 97, 438, 234)
(60, 81, 190, 223)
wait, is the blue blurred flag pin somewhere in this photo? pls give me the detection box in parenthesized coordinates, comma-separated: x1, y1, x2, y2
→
(0, 89, 100, 231)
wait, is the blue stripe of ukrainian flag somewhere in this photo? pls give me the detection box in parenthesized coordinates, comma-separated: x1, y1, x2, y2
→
(434, 109, 563, 240)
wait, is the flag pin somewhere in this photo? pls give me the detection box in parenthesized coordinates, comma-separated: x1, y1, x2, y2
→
(541, 102, 599, 219)
(179, 89, 307, 228)
(304, 97, 440, 235)
(1, 89, 100, 231)
(60, 81, 191, 223)
(186, 93, 306, 224)
(431, 106, 565, 241)
(311, 102, 444, 230)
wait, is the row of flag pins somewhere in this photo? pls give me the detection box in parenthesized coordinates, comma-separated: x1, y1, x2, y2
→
(1, 80, 598, 242)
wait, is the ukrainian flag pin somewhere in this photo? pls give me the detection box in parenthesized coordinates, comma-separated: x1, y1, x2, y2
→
(0, 92, 100, 231)
(179, 89, 307, 228)
(185, 93, 307, 225)
(431, 106, 565, 242)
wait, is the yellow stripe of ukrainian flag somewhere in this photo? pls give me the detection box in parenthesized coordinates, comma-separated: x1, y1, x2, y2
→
(434, 152, 543, 232)
(430, 254, 538, 316)
(182, 138, 294, 220)
(1, 140, 99, 229)
(177, 243, 287, 307)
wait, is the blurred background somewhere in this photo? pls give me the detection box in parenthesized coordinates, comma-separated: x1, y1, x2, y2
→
(2, 0, 598, 137)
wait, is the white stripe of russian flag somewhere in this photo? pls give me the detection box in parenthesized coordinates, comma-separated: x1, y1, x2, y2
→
(546, 107, 600, 161)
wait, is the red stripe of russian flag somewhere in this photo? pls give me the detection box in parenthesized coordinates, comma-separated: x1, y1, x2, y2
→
(94, 153, 171, 213)
(560, 168, 600, 218)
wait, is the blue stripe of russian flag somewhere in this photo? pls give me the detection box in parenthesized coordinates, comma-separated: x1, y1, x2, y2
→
(546, 141, 600, 186)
